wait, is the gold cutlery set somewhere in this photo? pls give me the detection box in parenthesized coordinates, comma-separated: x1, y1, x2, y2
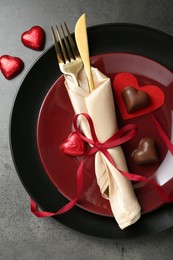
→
(51, 13, 94, 92)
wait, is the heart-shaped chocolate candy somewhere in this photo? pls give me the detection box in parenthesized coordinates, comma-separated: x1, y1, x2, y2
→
(61, 132, 86, 156)
(21, 26, 45, 51)
(131, 137, 159, 165)
(113, 73, 164, 120)
(0, 55, 24, 79)
(122, 86, 150, 113)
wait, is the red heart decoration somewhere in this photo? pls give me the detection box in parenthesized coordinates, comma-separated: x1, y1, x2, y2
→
(61, 132, 86, 156)
(113, 73, 165, 120)
(21, 26, 45, 51)
(0, 55, 24, 79)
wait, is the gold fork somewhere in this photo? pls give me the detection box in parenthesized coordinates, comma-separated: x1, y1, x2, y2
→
(51, 23, 83, 86)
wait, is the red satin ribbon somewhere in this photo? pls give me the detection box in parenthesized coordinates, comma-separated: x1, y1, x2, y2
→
(151, 113, 173, 155)
(31, 113, 173, 218)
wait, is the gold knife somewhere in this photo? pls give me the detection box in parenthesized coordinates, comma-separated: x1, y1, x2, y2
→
(75, 13, 95, 92)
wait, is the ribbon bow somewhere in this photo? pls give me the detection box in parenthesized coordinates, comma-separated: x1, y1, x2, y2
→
(31, 113, 173, 218)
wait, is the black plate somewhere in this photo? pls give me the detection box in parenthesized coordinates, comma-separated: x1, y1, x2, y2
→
(10, 23, 173, 239)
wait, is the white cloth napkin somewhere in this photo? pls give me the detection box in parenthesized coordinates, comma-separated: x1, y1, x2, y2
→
(64, 67, 141, 229)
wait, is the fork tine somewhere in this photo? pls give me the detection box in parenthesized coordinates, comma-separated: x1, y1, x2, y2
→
(64, 22, 80, 59)
(55, 25, 69, 63)
(51, 26, 64, 64)
(60, 24, 74, 61)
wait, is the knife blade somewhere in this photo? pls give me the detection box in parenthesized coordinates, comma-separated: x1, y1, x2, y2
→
(75, 13, 95, 92)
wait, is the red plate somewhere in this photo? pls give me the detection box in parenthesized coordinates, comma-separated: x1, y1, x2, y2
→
(37, 53, 173, 216)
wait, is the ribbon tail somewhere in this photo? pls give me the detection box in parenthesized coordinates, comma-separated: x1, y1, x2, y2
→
(30, 197, 78, 218)
(119, 170, 171, 203)
(30, 155, 86, 218)
(30, 147, 96, 218)
(102, 148, 172, 204)
(151, 113, 173, 155)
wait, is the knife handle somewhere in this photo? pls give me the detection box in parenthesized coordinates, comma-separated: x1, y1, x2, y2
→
(87, 67, 95, 92)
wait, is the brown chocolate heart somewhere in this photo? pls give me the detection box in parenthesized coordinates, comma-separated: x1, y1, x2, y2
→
(122, 86, 150, 113)
(131, 137, 159, 165)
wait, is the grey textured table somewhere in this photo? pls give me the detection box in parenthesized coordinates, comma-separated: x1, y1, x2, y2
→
(1, 0, 173, 259)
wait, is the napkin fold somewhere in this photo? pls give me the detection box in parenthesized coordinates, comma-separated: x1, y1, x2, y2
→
(65, 67, 141, 229)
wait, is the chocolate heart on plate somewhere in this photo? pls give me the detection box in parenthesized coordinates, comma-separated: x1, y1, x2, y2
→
(21, 26, 45, 50)
(113, 73, 164, 120)
(122, 86, 150, 113)
(0, 55, 24, 79)
(131, 137, 159, 165)
(61, 132, 86, 156)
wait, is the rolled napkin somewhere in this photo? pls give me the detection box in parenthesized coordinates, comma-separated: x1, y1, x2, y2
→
(65, 67, 141, 229)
